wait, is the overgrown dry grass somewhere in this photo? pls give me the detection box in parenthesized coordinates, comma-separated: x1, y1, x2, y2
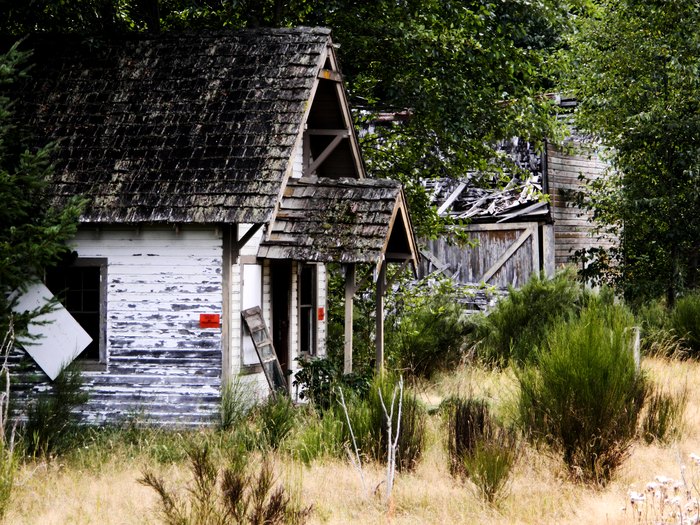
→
(5, 356, 699, 524)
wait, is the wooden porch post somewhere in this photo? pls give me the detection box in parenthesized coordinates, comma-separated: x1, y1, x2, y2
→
(344, 263, 355, 374)
(375, 259, 386, 374)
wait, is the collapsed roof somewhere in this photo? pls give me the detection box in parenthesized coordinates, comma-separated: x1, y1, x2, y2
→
(425, 138, 550, 223)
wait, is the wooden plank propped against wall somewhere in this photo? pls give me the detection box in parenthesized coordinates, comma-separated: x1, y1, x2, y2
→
(242, 306, 288, 395)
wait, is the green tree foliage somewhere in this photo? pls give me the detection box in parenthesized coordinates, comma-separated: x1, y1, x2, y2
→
(1, 1, 569, 238)
(0, 42, 84, 335)
(563, 1, 700, 305)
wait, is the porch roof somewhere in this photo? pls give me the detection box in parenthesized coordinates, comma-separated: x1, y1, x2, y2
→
(258, 177, 418, 268)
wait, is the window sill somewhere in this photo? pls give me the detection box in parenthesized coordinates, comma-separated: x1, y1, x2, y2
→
(76, 360, 107, 373)
(239, 363, 263, 375)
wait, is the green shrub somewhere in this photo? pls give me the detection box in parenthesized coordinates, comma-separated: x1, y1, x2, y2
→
(445, 397, 517, 505)
(255, 395, 297, 451)
(640, 383, 687, 444)
(670, 292, 700, 355)
(343, 375, 426, 472)
(21, 363, 89, 457)
(517, 301, 648, 484)
(219, 377, 251, 431)
(293, 356, 371, 411)
(385, 278, 472, 377)
(475, 270, 585, 365)
(286, 407, 344, 464)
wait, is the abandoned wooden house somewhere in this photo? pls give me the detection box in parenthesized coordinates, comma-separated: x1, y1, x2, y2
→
(10, 28, 418, 426)
(420, 128, 613, 307)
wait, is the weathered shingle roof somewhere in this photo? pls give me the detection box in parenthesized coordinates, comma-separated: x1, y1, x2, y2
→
(15, 28, 331, 223)
(258, 177, 414, 265)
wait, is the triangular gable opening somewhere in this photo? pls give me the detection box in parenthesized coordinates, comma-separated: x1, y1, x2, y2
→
(386, 211, 412, 261)
(303, 46, 364, 180)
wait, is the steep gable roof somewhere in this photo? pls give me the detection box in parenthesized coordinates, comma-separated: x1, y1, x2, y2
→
(14, 28, 332, 224)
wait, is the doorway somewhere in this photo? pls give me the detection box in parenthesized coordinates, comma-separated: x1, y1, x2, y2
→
(270, 260, 291, 374)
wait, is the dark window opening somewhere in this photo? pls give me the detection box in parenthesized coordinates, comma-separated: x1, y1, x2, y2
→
(299, 264, 316, 355)
(46, 259, 106, 362)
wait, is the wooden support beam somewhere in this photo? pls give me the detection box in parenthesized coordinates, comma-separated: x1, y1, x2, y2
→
(318, 69, 343, 82)
(437, 182, 467, 216)
(235, 223, 263, 252)
(344, 263, 355, 375)
(307, 133, 345, 176)
(375, 260, 386, 375)
(306, 129, 350, 136)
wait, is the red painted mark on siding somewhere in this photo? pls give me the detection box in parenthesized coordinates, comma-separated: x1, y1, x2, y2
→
(200, 313, 221, 328)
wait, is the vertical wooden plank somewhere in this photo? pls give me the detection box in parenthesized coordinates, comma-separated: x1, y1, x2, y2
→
(344, 263, 355, 374)
(529, 224, 540, 279)
(317, 263, 327, 357)
(542, 224, 556, 278)
(375, 260, 386, 375)
(221, 225, 232, 383)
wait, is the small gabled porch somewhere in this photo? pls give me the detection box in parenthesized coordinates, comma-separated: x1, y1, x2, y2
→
(258, 176, 419, 373)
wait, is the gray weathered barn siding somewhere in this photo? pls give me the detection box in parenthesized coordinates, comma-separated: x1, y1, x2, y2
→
(547, 141, 615, 266)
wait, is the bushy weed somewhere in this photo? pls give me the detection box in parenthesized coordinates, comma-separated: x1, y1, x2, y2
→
(385, 278, 472, 377)
(342, 375, 426, 472)
(255, 395, 297, 451)
(517, 301, 648, 484)
(444, 397, 517, 504)
(286, 407, 344, 464)
(670, 292, 700, 356)
(640, 383, 687, 444)
(21, 363, 88, 457)
(140, 444, 312, 525)
(219, 377, 252, 431)
(474, 270, 585, 365)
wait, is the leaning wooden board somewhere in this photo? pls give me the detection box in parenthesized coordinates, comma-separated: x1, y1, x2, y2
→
(241, 306, 288, 395)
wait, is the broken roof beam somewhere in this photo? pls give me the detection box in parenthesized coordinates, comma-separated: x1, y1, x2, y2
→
(437, 181, 467, 216)
(304, 129, 350, 177)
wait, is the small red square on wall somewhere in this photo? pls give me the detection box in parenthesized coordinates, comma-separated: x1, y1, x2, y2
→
(317, 307, 325, 321)
(200, 313, 220, 328)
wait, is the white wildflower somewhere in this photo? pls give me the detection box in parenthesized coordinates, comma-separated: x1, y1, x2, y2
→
(630, 491, 646, 504)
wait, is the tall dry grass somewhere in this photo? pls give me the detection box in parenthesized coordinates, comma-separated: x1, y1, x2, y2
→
(5, 356, 699, 524)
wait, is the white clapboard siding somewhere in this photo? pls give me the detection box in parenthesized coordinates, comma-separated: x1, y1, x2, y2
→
(12, 226, 224, 426)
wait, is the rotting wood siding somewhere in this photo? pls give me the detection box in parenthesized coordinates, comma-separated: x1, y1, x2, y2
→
(11, 226, 224, 427)
(421, 223, 539, 288)
(547, 142, 616, 266)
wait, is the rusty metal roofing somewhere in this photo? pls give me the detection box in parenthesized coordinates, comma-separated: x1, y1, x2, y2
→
(15, 28, 331, 224)
(258, 177, 412, 264)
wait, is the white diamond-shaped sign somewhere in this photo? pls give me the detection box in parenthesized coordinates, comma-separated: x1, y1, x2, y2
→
(12, 282, 92, 381)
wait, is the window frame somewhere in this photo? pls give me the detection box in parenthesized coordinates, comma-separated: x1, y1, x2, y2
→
(298, 263, 317, 356)
(46, 257, 108, 369)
